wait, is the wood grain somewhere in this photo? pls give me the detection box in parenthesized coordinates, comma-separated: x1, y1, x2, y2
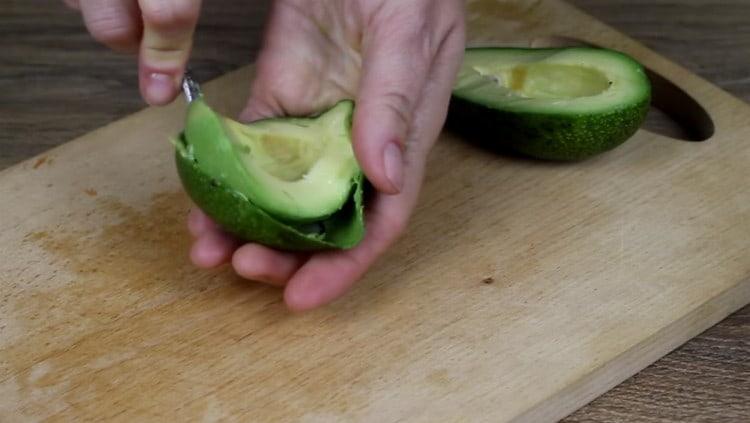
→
(562, 3, 750, 421)
(1, 1, 749, 421)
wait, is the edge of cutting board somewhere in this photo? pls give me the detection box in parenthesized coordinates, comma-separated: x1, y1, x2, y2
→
(517, 278, 750, 422)
(1, 1, 749, 422)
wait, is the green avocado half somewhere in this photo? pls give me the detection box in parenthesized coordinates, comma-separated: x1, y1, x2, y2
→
(174, 99, 365, 252)
(448, 47, 652, 161)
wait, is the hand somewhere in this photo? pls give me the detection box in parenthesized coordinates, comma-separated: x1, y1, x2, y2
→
(64, 0, 201, 106)
(189, 0, 466, 311)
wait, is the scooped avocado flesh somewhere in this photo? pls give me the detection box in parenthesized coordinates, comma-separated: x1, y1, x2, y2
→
(449, 47, 651, 160)
(186, 99, 359, 223)
(174, 99, 365, 251)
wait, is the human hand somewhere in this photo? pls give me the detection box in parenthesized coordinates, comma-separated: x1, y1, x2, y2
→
(63, 0, 201, 105)
(189, 0, 466, 311)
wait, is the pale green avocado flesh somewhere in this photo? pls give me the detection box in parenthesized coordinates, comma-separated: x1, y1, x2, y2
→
(185, 99, 359, 223)
(175, 99, 365, 251)
(449, 47, 652, 160)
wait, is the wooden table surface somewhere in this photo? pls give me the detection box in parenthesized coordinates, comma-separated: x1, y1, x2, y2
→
(1, 1, 748, 421)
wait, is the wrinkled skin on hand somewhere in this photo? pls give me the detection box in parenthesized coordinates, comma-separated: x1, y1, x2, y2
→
(67, 0, 466, 311)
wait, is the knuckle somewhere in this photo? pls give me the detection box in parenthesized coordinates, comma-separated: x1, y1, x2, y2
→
(141, 0, 200, 29)
(87, 16, 137, 46)
(442, 20, 466, 55)
(381, 91, 414, 131)
(142, 42, 190, 64)
(144, 43, 183, 56)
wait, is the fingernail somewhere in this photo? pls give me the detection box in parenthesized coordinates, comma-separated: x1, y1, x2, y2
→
(145, 72, 176, 105)
(383, 141, 404, 193)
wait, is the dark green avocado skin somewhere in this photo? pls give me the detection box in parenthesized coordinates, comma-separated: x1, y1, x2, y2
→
(446, 95, 650, 161)
(175, 141, 365, 252)
(447, 46, 652, 161)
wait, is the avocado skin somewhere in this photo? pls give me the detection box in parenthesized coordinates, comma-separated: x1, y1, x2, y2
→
(175, 142, 365, 252)
(446, 94, 650, 161)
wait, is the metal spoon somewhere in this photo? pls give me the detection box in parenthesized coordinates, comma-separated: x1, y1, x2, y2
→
(181, 69, 202, 103)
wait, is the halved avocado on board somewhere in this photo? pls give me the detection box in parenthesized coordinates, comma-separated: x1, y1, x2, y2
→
(448, 47, 651, 160)
(174, 99, 365, 251)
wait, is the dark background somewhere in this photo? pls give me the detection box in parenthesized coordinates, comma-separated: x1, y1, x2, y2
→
(1, 1, 748, 421)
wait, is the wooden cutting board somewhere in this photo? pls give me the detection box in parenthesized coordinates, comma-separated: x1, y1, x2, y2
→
(2, 0, 749, 421)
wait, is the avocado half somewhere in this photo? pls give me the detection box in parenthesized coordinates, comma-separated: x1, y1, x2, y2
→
(448, 47, 652, 161)
(174, 99, 365, 251)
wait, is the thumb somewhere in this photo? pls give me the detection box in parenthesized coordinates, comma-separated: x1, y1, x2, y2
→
(353, 29, 429, 195)
(137, 0, 201, 106)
